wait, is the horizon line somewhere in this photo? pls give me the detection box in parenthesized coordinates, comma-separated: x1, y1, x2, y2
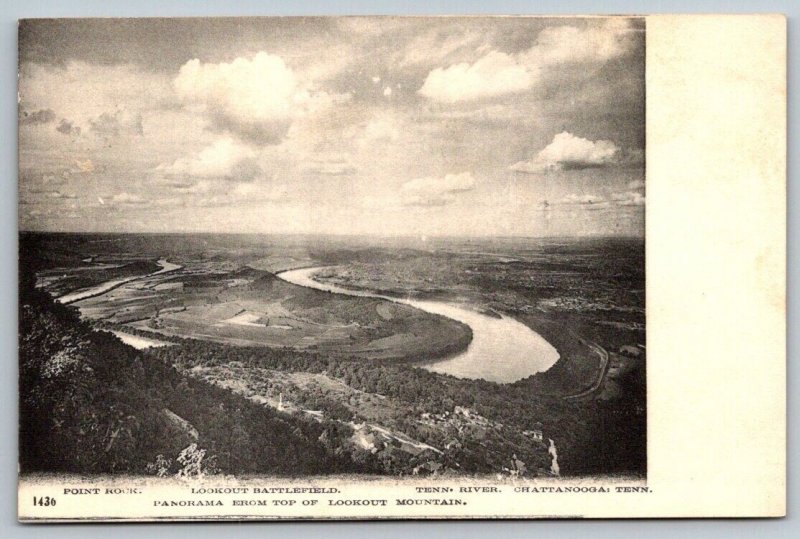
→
(19, 229, 645, 240)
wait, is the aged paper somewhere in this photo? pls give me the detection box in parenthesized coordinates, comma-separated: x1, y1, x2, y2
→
(17, 14, 785, 521)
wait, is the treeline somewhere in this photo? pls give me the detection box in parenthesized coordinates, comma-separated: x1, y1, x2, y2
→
(150, 338, 646, 476)
(19, 261, 365, 476)
(20, 232, 645, 478)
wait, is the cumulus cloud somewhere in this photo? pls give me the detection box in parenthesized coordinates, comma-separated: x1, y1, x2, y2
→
(174, 52, 341, 145)
(20, 108, 56, 125)
(400, 172, 476, 207)
(418, 51, 534, 103)
(89, 110, 144, 138)
(360, 114, 401, 143)
(537, 132, 618, 169)
(419, 18, 635, 102)
(522, 18, 637, 66)
(155, 137, 262, 183)
(510, 131, 619, 173)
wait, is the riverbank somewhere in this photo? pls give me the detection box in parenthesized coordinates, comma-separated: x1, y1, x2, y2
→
(57, 258, 182, 305)
(277, 267, 559, 384)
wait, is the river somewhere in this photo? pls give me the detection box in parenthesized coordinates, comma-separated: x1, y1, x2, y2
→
(57, 258, 182, 304)
(276, 266, 559, 384)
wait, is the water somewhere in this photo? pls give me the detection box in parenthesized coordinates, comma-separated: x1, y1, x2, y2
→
(276, 266, 559, 384)
(110, 330, 172, 350)
(57, 258, 181, 304)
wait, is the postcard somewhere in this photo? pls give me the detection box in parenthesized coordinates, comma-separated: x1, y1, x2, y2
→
(17, 14, 785, 521)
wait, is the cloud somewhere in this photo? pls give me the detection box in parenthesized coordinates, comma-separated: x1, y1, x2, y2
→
(554, 189, 644, 211)
(155, 137, 262, 183)
(611, 190, 645, 206)
(56, 118, 81, 136)
(174, 52, 340, 145)
(361, 114, 401, 143)
(560, 193, 606, 206)
(358, 195, 402, 211)
(157, 178, 196, 189)
(552, 193, 614, 211)
(419, 19, 635, 102)
(20, 108, 56, 125)
(89, 110, 144, 138)
(398, 27, 485, 68)
(510, 131, 619, 173)
(21, 61, 172, 118)
(422, 103, 517, 124)
(401, 172, 476, 207)
(197, 182, 287, 207)
(300, 155, 357, 176)
(231, 182, 283, 199)
(45, 190, 77, 200)
(521, 18, 637, 66)
(19, 61, 172, 146)
(383, 86, 392, 97)
(418, 51, 534, 103)
(40, 172, 68, 187)
(110, 192, 150, 206)
(536, 132, 618, 169)
(176, 180, 216, 194)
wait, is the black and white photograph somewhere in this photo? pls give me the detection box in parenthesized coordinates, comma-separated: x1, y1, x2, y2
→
(15, 13, 781, 521)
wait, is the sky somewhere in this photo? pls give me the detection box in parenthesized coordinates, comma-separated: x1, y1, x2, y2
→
(18, 17, 645, 237)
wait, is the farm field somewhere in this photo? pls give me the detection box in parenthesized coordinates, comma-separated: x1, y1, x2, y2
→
(23, 232, 646, 478)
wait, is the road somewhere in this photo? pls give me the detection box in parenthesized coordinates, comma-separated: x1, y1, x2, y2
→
(562, 340, 611, 402)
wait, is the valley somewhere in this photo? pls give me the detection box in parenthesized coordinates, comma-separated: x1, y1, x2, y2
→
(22, 232, 646, 478)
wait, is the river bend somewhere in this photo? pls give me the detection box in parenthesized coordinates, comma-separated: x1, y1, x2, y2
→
(276, 266, 559, 383)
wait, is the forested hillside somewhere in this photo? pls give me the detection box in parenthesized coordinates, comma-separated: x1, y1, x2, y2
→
(151, 337, 645, 476)
(19, 249, 362, 476)
(20, 236, 645, 478)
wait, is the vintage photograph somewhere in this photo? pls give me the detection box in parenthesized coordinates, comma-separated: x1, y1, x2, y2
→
(18, 16, 647, 518)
